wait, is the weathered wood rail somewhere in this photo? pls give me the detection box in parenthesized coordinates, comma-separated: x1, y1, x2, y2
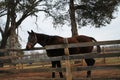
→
(9, 52, 119, 64)
(0, 40, 120, 52)
(0, 40, 120, 80)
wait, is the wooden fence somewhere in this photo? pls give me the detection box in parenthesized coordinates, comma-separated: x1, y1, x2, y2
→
(0, 40, 120, 80)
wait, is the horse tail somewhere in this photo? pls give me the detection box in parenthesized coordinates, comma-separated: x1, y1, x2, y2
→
(90, 37, 101, 53)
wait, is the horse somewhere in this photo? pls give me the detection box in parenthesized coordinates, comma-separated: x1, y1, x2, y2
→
(26, 30, 101, 78)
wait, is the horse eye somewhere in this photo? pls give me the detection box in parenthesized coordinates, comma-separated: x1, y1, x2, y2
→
(31, 36, 35, 42)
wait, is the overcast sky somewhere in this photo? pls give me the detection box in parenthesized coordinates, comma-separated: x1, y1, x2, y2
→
(19, 8, 120, 48)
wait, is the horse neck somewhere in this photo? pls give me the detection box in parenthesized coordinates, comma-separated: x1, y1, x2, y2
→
(36, 33, 50, 47)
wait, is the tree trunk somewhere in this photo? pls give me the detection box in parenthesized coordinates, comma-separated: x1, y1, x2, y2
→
(9, 0, 16, 56)
(0, 0, 17, 67)
(69, 0, 78, 36)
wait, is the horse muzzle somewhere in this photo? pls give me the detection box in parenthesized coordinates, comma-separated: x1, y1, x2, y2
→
(26, 44, 32, 50)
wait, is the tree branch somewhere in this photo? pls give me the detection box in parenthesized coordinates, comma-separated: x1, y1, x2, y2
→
(16, 13, 28, 28)
(74, 5, 88, 10)
(16, 9, 53, 29)
(0, 27, 3, 36)
(0, 9, 7, 17)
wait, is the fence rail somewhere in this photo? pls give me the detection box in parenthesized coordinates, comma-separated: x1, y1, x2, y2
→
(0, 40, 120, 52)
(11, 52, 120, 64)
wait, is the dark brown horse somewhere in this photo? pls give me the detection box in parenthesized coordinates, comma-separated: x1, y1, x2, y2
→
(26, 30, 101, 78)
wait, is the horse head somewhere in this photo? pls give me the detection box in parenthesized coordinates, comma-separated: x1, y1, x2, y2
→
(26, 30, 37, 49)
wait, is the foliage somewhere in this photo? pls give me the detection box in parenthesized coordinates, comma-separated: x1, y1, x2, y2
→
(76, 0, 120, 27)
(42, 0, 69, 28)
(42, 0, 120, 28)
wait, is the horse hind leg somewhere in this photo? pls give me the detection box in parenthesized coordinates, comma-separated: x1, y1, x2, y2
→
(85, 58, 95, 78)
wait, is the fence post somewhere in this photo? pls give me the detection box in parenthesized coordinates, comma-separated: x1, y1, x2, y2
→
(64, 38, 72, 80)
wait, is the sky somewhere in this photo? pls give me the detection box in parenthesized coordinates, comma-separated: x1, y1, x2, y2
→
(19, 8, 120, 48)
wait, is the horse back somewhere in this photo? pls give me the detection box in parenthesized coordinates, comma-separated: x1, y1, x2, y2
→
(46, 36, 80, 57)
(75, 35, 93, 42)
(74, 35, 94, 53)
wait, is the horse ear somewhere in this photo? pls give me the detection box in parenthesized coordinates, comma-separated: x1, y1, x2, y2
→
(27, 31, 31, 34)
(31, 30, 34, 33)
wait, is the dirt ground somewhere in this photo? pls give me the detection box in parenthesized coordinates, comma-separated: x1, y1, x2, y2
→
(0, 69, 120, 80)
(0, 64, 120, 80)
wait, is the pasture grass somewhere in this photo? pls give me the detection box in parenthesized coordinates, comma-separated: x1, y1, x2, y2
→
(95, 57, 120, 64)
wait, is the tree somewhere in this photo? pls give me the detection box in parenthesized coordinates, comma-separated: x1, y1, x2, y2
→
(69, 0, 78, 36)
(0, 0, 41, 49)
(42, 0, 120, 36)
(0, 0, 45, 67)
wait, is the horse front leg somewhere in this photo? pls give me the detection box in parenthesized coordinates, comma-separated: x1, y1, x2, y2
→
(85, 59, 95, 78)
(51, 61, 63, 78)
(51, 61, 56, 78)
